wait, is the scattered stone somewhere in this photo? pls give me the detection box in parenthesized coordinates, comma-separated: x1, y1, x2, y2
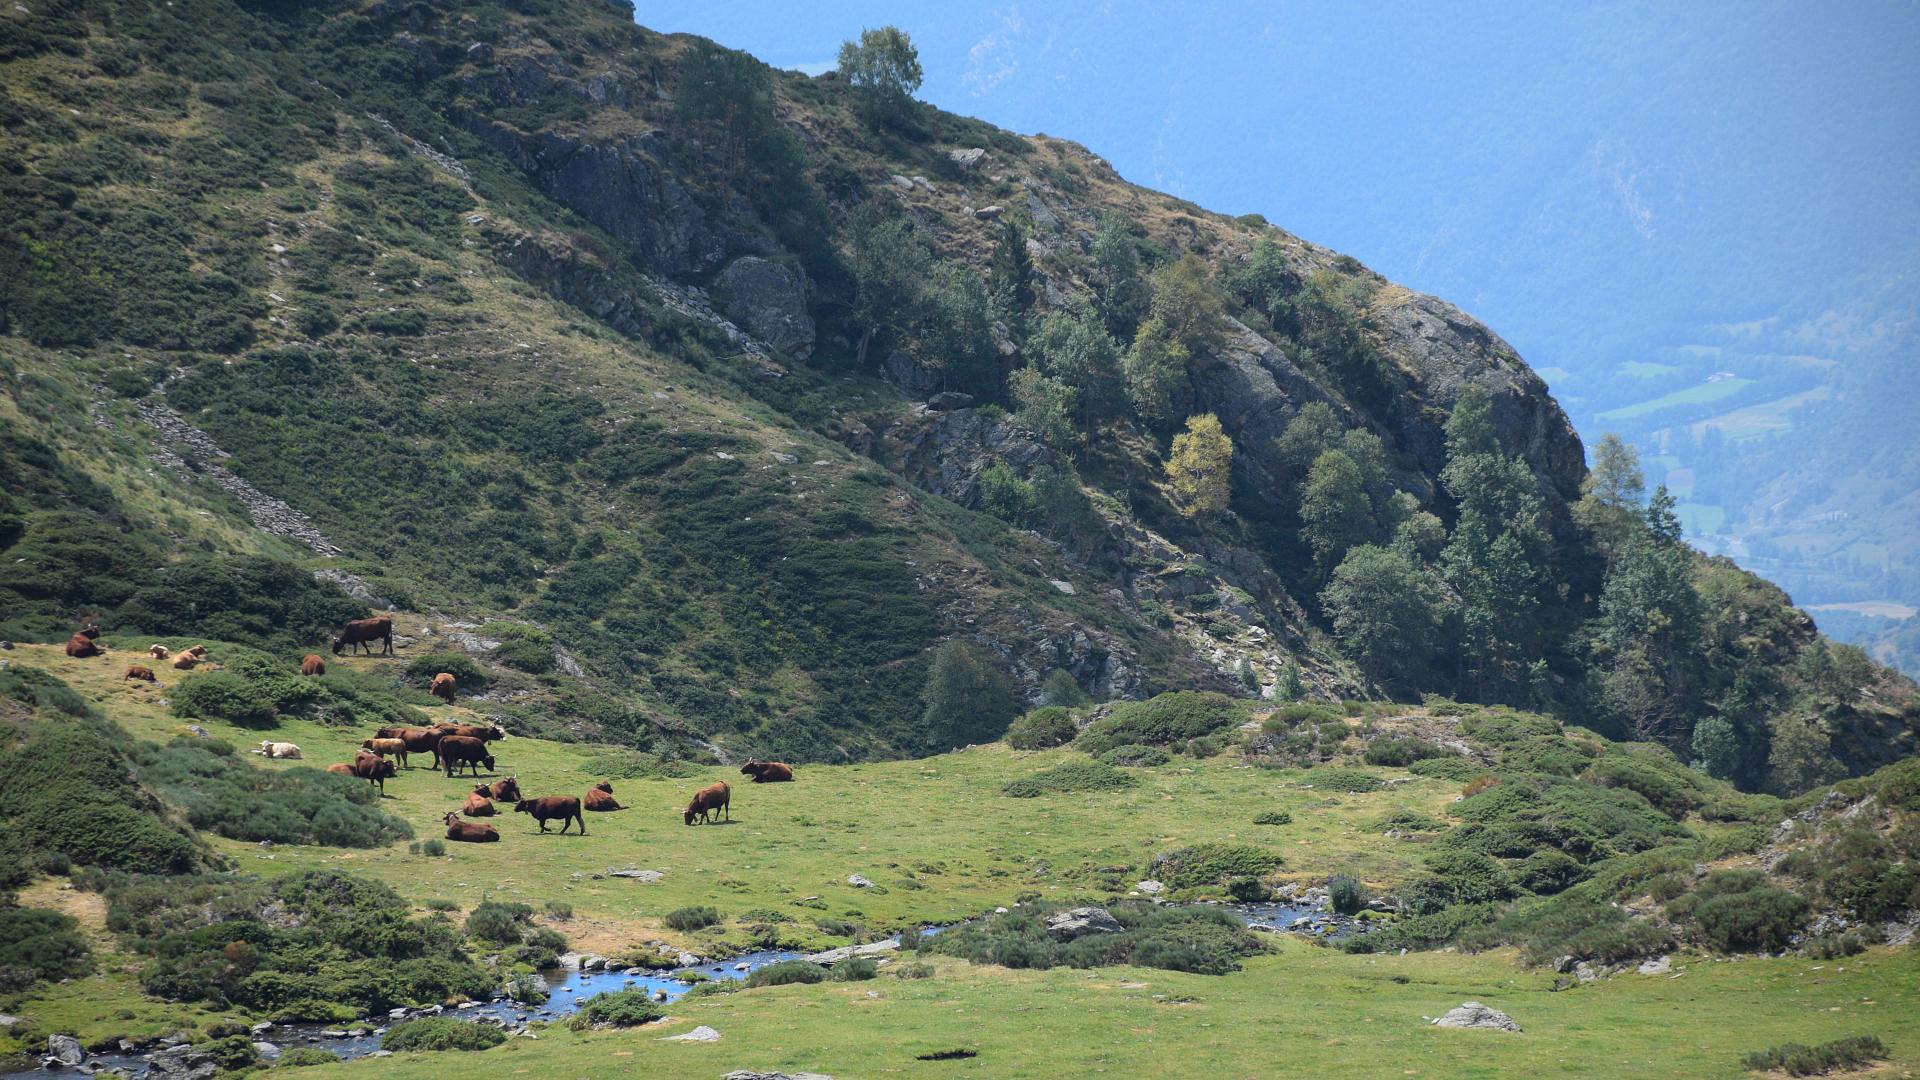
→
(889, 174, 913, 188)
(712, 256, 815, 359)
(948, 147, 987, 169)
(661, 1025, 721, 1043)
(725, 1072, 835, 1080)
(1636, 955, 1671, 975)
(771, 451, 798, 464)
(972, 205, 1003, 220)
(251, 1042, 281, 1061)
(1136, 880, 1165, 896)
(46, 1033, 84, 1067)
(0, 1015, 20, 1032)
(1048, 579, 1076, 595)
(847, 874, 875, 888)
(144, 1044, 218, 1080)
(1045, 906, 1124, 941)
(608, 868, 665, 883)
(1432, 1002, 1521, 1032)
(804, 939, 900, 965)
(677, 952, 703, 968)
(653, 989, 668, 1002)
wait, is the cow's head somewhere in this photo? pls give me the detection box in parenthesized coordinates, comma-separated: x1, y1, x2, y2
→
(512, 799, 534, 814)
(78, 624, 102, 640)
(373, 759, 397, 779)
(330, 636, 346, 655)
(481, 755, 496, 773)
(361, 739, 376, 749)
(442, 811, 460, 827)
(592, 780, 614, 794)
(740, 760, 762, 777)
(496, 776, 521, 801)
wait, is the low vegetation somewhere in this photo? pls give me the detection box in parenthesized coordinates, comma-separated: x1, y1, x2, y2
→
(381, 1018, 508, 1053)
(921, 902, 1265, 975)
(1741, 1034, 1888, 1076)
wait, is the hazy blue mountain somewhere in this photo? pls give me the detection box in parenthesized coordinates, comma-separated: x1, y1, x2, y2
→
(652, 0, 1920, 669)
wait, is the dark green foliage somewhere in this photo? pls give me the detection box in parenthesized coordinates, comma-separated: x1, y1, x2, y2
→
(922, 640, 1019, 750)
(381, 1018, 507, 1053)
(405, 653, 487, 689)
(1100, 744, 1171, 768)
(1453, 773, 1689, 859)
(1472, 896, 1673, 966)
(744, 959, 828, 987)
(1586, 751, 1706, 818)
(1363, 737, 1448, 767)
(829, 956, 879, 981)
(1252, 810, 1293, 826)
(1004, 707, 1077, 750)
(1362, 809, 1447, 834)
(923, 902, 1263, 975)
(1666, 870, 1809, 953)
(1407, 756, 1482, 782)
(1461, 710, 1562, 744)
(0, 907, 90, 991)
(276, 1047, 342, 1067)
(465, 900, 534, 946)
(1741, 1035, 1887, 1077)
(169, 672, 281, 727)
(1422, 849, 1515, 905)
(1300, 768, 1385, 793)
(1328, 876, 1368, 915)
(664, 905, 721, 931)
(1078, 691, 1242, 754)
(1500, 737, 1599, 777)
(1001, 759, 1138, 798)
(568, 987, 667, 1029)
(1339, 903, 1499, 955)
(1513, 849, 1588, 895)
(1148, 843, 1284, 890)
(132, 739, 412, 847)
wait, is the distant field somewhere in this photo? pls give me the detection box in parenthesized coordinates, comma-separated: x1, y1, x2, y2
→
(1619, 360, 1681, 379)
(1807, 600, 1919, 620)
(1688, 385, 1830, 441)
(1598, 377, 1754, 422)
(1674, 501, 1725, 536)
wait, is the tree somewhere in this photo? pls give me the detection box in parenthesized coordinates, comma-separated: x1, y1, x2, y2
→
(1575, 433, 1647, 556)
(845, 203, 931, 365)
(989, 217, 1034, 326)
(1029, 297, 1122, 428)
(1299, 450, 1375, 573)
(916, 263, 997, 397)
(1441, 449, 1542, 536)
(836, 26, 922, 125)
(1042, 668, 1091, 707)
(1767, 713, 1842, 795)
(1273, 401, 1345, 480)
(922, 640, 1018, 748)
(1166, 413, 1234, 517)
(1274, 661, 1304, 702)
(1597, 487, 1702, 661)
(1223, 235, 1295, 329)
(1690, 714, 1739, 780)
(1444, 384, 1500, 460)
(1441, 513, 1538, 699)
(1320, 545, 1440, 684)
(1122, 317, 1187, 428)
(1090, 215, 1148, 332)
(1148, 254, 1227, 354)
(1009, 367, 1078, 449)
(978, 463, 1037, 526)
(675, 40, 774, 174)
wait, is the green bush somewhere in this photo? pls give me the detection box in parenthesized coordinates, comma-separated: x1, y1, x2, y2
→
(1328, 876, 1368, 915)
(1514, 849, 1587, 895)
(0, 907, 90, 990)
(1666, 871, 1808, 953)
(170, 671, 280, 727)
(1586, 753, 1703, 818)
(1263, 703, 1342, 730)
(1002, 759, 1138, 798)
(1078, 691, 1243, 753)
(133, 739, 412, 848)
(421, 840, 446, 857)
(1149, 843, 1284, 890)
(1423, 849, 1515, 905)
(1005, 707, 1077, 750)
(1741, 1035, 1886, 1076)
(923, 902, 1263, 975)
(744, 960, 828, 987)
(1460, 710, 1560, 744)
(1407, 756, 1481, 782)
(829, 956, 879, 981)
(1363, 737, 1447, 767)
(403, 653, 487, 689)
(664, 905, 722, 931)
(1474, 895, 1674, 966)
(569, 987, 666, 1029)
(466, 900, 533, 946)
(1226, 876, 1270, 902)
(0, 710, 201, 876)
(1300, 767, 1384, 793)
(1499, 737, 1599, 777)
(275, 1047, 342, 1067)
(1252, 810, 1292, 826)
(381, 1018, 507, 1052)
(1100, 744, 1171, 767)
(1362, 809, 1448, 834)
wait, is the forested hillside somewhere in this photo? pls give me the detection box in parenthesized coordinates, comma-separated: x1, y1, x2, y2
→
(0, 0, 1914, 789)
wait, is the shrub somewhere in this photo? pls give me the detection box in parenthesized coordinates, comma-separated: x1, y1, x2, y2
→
(1005, 707, 1077, 750)
(924, 902, 1263, 976)
(1078, 691, 1242, 753)
(382, 1018, 507, 1052)
(1100, 744, 1171, 768)
(276, 1047, 341, 1067)
(664, 905, 721, 931)
(1363, 809, 1448, 834)
(1041, 668, 1091, 708)
(1149, 843, 1284, 890)
(829, 957, 879, 981)
(1499, 737, 1598, 777)
(1741, 1035, 1887, 1077)
(1363, 737, 1447, 767)
(1339, 903, 1498, 954)
(1586, 753, 1703, 818)
(1666, 871, 1808, 953)
(543, 901, 573, 919)
(1263, 703, 1342, 730)
(1226, 876, 1270, 902)
(890, 960, 934, 979)
(0, 907, 90, 988)
(132, 739, 412, 848)
(465, 900, 533, 946)
(1462, 775, 1500, 797)
(403, 653, 487, 689)
(568, 988, 665, 1029)
(1423, 849, 1515, 905)
(1514, 849, 1587, 895)
(1461, 710, 1560, 743)
(169, 672, 279, 727)
(1252, 810, 1292, 826)
(421, 840, 446, 857)
(1328, 876, 1368, 915)
(1002, 759, 1138, 798)
(1407, 756, 1481, 782)
(744, 960, 828, 987)
(1478, 896, 1674, 966)
(1300, 768, 1384, 793)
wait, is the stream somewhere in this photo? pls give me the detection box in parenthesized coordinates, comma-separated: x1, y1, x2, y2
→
(17, 899, 1365, 1077)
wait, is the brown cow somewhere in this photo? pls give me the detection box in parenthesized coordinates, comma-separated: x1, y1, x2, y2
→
(172, 654, 203, 670)
(683, 781, 730, 826)
(123, 665, 157, 683)
(182, 645, 208, 659)
(740, 760, 795, 783)
(461, 788, 497, 817)
(438, 735, 495, 778)
(433, 723, 505, 742)
(375, 726, 446, 767)
(64, 626, 105, 658)
(514, 796, 585, 835)
(584, 780, 624, 812)
(429, 672, 456, 704)
(148, 644, 170, 660)
(331, 616, 393, 657)
(300, 654, 327, 676)
(360, 738, 409, 768)
(443, 812, 498, 843)
(480, 775, 521, 802)
(334, 751, 398, 794)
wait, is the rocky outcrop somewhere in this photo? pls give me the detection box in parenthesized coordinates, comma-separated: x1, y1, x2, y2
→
(1044, 906, 1124, 941)
(136, 398, 342, 557)
(884, 407, 1059, 509)
(713, 257, 814, 359)
(145, 1044, 219, 1080)
(1431, 1002, 1521, 1032)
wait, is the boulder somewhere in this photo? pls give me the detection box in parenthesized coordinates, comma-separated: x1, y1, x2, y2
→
(948, 147, 987, 169)
(1431, 1002, 1521, 1032)
(713, 256, 814, 359)
(145, 1044, 218, 1080)
(1135, 880, 1165, 896)
(660, 1025, 721, 1042)
(1045, 906, 1124, 941)
(46, 1033, 84, 1067)
(1635, 955, 1672, 975)
(846, 874, 875, 888)
(804, 939, 900, 965)
(608, 868, 664, 883)
(251, 1041, 282, 1061)
(926, 391, 974, 411)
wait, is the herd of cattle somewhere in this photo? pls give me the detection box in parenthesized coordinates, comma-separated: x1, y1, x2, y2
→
(61, 618, 798, 847)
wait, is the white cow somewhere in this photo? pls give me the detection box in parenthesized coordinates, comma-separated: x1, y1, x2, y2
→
(148, 644, 170, 660)
(258, 741, 302, 760)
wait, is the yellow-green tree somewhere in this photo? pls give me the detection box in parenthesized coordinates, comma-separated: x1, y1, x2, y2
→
(1166, 413, 1234, 516)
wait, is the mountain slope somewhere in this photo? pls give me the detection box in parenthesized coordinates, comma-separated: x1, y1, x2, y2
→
(0, 0, 1912, 783)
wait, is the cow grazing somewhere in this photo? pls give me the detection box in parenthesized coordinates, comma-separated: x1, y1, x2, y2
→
(123, 665, 157, 683)
(376, 726, 446, 767)
(300, 654, 327, 676)
(438, 735, 495, 778)
(148, 644, 170, 660)
(360, 738, 409, 768)
(336, 751, 398, 793)
(443, 812, 499, 843)
(462, 788, 497, 817)
(584, 780, 624, 812)
(481, 775, 521, 802)
(433, 723, 505, 743)
(64, 626, 105, 658)
(429, 672, 456, 704)
(683, 781, 730, 826)
(514, 796, 585, 835)
(258, 741, 302, 760)
(740, 760, 795, 783)
(331, 616, 393, 657)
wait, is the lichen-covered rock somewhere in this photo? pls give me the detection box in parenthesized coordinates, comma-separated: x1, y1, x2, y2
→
(713, 257, 814, 359)
(1432, 1002, 1521, 1032)
(1045, 906, 1125, 941)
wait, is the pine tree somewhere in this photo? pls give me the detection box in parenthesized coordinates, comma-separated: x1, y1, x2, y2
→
(988, 217, 1033, 326)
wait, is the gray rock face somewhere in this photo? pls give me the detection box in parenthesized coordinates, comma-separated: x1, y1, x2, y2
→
(804, 938, 900, 965)
(948, 147, 986, 169)
(713, 257, 814, 359)
(660, 1025, 721, 1042)
(1432, 1002, 1521, 1032)
(46, 1033, 84, 1067)
(1045, 906, 1124, 941)
(145, 1044, 218, 1080)
(882, 349, 943, 399)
